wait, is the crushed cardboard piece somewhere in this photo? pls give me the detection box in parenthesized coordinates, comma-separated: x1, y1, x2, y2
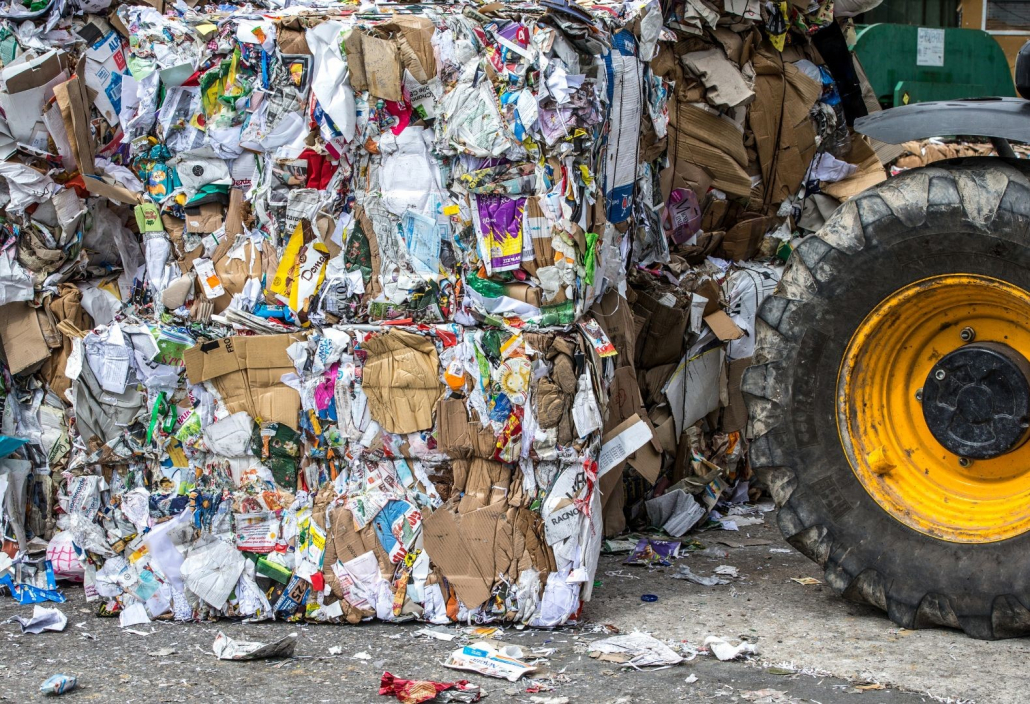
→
(183, 334, 302, 429)
(362, 330, 442, 434)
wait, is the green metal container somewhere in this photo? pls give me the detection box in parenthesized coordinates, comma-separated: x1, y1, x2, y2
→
(854, 24, 1016, 107)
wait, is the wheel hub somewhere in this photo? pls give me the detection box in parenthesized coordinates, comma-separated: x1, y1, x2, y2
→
(837, 274, 1030, 543)
(921, 342, 1030, 459)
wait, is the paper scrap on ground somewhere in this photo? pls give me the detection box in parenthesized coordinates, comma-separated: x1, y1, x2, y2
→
(704, 635, 758, 661)
(443, 641, 536, 681)
(673, 565, 730, 587)
(212, 632, 298, 660)
(589, 632, 684, 668)
(9, 605, 67, 634)
(379, 671, 483, 703)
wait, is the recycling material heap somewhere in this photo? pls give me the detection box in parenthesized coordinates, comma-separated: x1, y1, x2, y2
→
(0, 0, 884, 624)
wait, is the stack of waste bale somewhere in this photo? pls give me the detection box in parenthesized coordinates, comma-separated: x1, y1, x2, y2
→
(0, 0, 882, 624)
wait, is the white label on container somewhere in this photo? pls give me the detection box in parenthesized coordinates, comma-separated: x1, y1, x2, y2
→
(917, 28, 945, 67)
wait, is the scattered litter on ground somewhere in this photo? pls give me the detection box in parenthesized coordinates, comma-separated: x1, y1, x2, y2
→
(704, 636, 759, 661)
(740, 689, 791, 703)
(589, 632, 684, 669)
(444, 641, 536, 682)
(40, 674, 77, 696)
(625, 539, 682, 567)
(416, 627, 458, 642)
(379, 672, 483, 704)
(8, 605, 67, 634)
(212, 632, 298, 661)
(673, 566, 730, 587)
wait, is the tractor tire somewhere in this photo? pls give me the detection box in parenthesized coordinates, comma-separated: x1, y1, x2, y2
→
(744, 157, 1030, 640)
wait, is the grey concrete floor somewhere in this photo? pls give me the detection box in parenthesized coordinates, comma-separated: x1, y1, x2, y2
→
(0, 514, 1017, 703)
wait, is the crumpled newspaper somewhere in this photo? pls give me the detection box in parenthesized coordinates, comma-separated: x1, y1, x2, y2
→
(7, 605, 67, 633)
(589, 632, 684, 669)
(212, 631, 298, 660)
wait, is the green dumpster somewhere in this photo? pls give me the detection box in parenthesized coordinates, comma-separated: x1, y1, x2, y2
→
(854, 24, 1016, 107)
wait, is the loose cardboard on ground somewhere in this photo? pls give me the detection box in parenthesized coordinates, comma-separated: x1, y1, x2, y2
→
(183, 333, 302, 429)
(362, 330, 442, 434)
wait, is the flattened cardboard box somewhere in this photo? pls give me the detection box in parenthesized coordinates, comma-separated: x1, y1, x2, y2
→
(183, 333, 302, 429)
(668, 101, 751, 199)
(422, 500, 506, 609)
(435, 397, 499, 459)
(0, 302, 50, 374)
(1, 50, 68, 147)
(362, 330, 442, 434)
(751, 50, 821, 207)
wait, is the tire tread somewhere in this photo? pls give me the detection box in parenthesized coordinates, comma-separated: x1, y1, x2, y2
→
(745, 159, 1030, 640)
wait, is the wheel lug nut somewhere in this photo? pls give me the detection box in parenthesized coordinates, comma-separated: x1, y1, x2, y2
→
(959, 457, 972, 468)
(960, 326, 976, 342)
(935, 369, 946, 381)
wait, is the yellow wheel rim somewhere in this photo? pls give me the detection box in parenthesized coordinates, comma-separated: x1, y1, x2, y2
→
(838, 274, 1030, 543)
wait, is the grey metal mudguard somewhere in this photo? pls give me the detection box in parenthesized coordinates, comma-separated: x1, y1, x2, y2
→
(855, 97, 1030, 144)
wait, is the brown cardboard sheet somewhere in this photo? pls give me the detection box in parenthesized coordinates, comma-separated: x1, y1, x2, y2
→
(0, 302, 50, 374)
(362, 330, 443, 434)
(183, 333, 302, 429)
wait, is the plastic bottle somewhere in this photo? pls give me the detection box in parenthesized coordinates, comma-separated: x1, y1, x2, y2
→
(444, 358, 465, 391)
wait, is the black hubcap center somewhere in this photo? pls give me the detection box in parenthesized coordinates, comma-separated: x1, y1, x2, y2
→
(921, 342, 1030, 459)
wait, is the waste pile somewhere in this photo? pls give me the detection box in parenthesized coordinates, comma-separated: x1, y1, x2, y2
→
(0, 0, 885, 626)
(889, 138, 1030, 172)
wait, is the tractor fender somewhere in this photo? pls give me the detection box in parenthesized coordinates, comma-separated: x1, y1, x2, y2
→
(855, 97, 1030, 145)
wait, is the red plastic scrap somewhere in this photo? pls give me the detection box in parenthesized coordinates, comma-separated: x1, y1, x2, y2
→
(379, 672, 480, 704)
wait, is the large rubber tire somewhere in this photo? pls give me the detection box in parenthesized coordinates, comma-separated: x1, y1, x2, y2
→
(744, 158, 1030, 640)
